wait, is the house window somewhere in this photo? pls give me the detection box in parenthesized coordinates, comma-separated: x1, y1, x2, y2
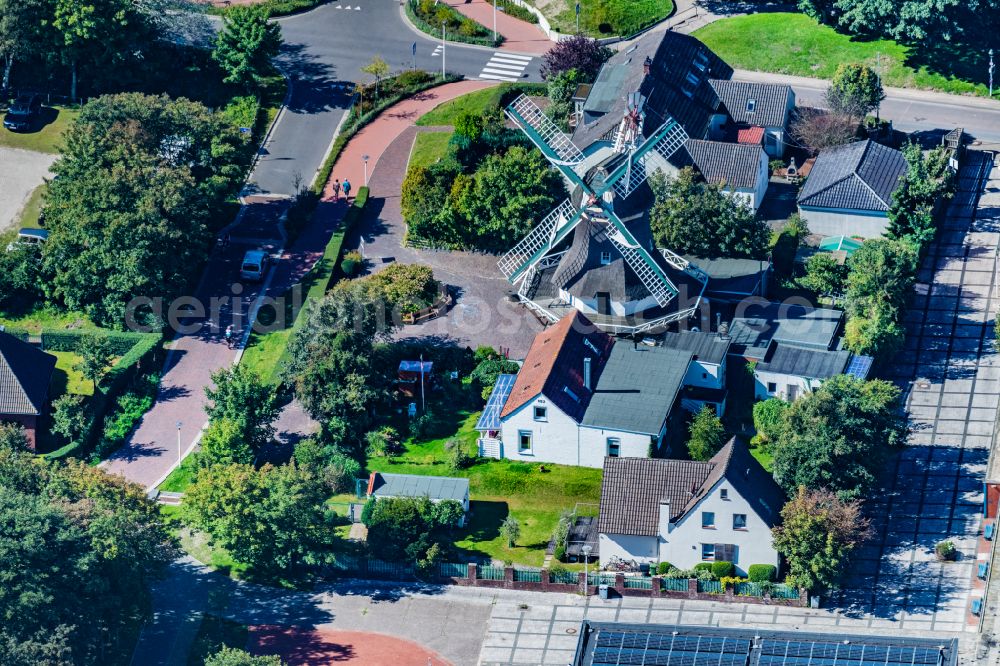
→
(746, 99, 756, 113)
(518, 430, 533, 454)
(600, 251, 612, 265)
(766, 382, 777, 394)
(606, 438, 620, 457)
(702, 511, 715, 528)
(685, 70, 700, 86)
(716, 543, 737, 563)
(733, 514, 748, 530)
(533, 405, 547, 421)
(719, 488, 728, 500)
(701, 543, 715, 561)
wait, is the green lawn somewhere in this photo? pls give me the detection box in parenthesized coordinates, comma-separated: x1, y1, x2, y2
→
(17, 183, 47, 230)
(239, 326, 291, 384)
(694, 13, 991, 97)
(0, 105, 80, 154)
(368, 411, 602, 566)
(50, 351, 94, 397)
(415, 85, 508, 126)
(750, 445, 774, 473)
(159, 452, 200, 492)
(541, 0, 674, 37)
(187, 615, 249, 666)
(409, 131, 453, 170)
(0, 306, 97, 333)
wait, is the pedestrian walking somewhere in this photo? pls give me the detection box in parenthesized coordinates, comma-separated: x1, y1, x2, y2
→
(342, 178, 351, 199)
(333, 179, 340, 201)
(224, 325, 234, 349)
(221, 232, 230, 250)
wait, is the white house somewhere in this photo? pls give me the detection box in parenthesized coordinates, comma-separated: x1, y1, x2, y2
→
(684, 139, 770, 210)
(797, 140, 908, 238)
(751, 345, 871, 401)
(597, 438, 785, 575)
(366, 472, 470, 526)
(475, 312, 692, 468)
(709, 79, 795, 158)
(660, 330, 731, 415)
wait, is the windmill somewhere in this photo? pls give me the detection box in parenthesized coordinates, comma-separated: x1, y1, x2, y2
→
(498, 92, 704, 327)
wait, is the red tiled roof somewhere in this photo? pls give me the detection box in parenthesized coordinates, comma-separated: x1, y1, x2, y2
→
(499, 312, 614, 422)
(737, 125, 764, 145)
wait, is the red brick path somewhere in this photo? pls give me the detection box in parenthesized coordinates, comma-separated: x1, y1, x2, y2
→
(446, 0, 552, 55)
(250, 626, 452, 665)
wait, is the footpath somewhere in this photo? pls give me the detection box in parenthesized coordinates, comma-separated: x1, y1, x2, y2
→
(445, 0, 552, 54)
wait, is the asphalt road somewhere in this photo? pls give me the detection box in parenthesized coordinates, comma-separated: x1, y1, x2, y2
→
(249, 0, 543, 195)
(733, 69, 1000, 146)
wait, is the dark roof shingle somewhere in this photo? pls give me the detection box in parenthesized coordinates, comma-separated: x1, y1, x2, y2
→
(684, 139, 764, 190)
(0, 332, 56, 416)
(709, 79, 792, 128)
(798, 140, 908, 212)
(756, 344, 851, 379)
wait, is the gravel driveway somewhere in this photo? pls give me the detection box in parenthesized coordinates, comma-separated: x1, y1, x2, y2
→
(0, 146, 56, 233)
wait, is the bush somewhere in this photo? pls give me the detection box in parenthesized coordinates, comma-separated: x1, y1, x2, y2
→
(408, 411, 436, 439)
(553, 544, 566, 561)
(711, 561, 734, 578)
(935, 540, 957, 562)
(91, 374, 159, 461)
(222, 95, 260, 130)
(693, 562, 714, 575)
(407, 0, 501, 47)
(447, 442, 475, 470)
(322, 450, 362, 494)
(341, 250, 363, 277)
(656, 562, 673, 575)
(747, 564, 777, 582)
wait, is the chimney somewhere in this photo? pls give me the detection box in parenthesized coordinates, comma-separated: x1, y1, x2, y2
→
(584, 357, 592, 391)
(658, 498, 671, 536)
(715, 312, 721, 333)
(643, 56, 652, 76)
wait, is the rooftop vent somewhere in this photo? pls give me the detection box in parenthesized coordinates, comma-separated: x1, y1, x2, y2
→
(746, 99, 756, 113)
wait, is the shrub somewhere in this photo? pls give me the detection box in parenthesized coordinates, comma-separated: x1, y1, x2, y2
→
(711, 561, 734, 578)
(366, 426, 401, 458)
(747, 564, 777, 582)
(448, 444, 475, 470)
(656, 562, 673, 575)
(341, 250, 363, 277)
(408, 411, 436, 439)
(935, 540, 957, 561)
(222, 95, 260, 130)
(321, 450, 362, 494)
(693, 562, 714, 575)
(554, 544, 566, 561)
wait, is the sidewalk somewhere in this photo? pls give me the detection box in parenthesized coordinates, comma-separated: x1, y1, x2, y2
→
(446, 0, 552, 54)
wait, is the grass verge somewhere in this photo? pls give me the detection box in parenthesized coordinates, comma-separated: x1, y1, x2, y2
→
(0, 105, 80, 153)
(542, 0, 674, 37)
(416, 85, 509, 126)
(208, 0, 326, 17)
(16, 183, 47, 230)
(409, 131, 453, 170)
(694, 13, 991, 97)
(159, 452, 200, 493)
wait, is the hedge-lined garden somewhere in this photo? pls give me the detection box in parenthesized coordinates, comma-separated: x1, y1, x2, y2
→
(407, 0, 502, 48)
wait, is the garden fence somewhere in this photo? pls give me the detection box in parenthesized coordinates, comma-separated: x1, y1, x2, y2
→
(478, 565, 505, 581)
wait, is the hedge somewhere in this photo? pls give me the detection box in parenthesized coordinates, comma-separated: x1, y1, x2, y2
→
(209, 0, 326, 17)
(1, 328, 29, 342)
(747, 564, 777, 582)
(405, 0, 503, 48)
(42, 329, 163, 460)
(711, 561, 735, 578)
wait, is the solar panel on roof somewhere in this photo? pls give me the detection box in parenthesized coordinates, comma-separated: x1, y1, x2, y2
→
(475, 374, 517, 431)
(845, 354, 874, 380)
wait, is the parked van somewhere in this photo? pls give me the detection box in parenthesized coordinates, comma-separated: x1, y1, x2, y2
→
(240, 250, 269, 282)
(6, 228, 48, 252)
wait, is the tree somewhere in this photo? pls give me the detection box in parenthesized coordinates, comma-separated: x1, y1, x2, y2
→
(540, 34, 612, 81)
(204, 364, 280, 457)
(199, 417, 254, 468)
(470, 355, 521, 400)
(42, 93, 245, 327)
(50, 394, 89, 446)
(0, 0, 51, 92)
(827, 63, 885, 117)
(887, 143, 954, 246)
(361, 55, 389, 98)
(76, 334, 116, 390)
(0, 422, 30, 451)
(790, 108, 859, 154)
(649, 168, 770, 260)
(771, 375, 907, 499)
(361, 263, 440, 317)
(842, 238, 917, 356)
(772, 487, 871, 592)
(53, 0, 141, 100)
(205, 647, 283, 666)
(212, 4, 282, 91)
(752, 398, 788, 446)
(183, 463, 335, 574)
(800, 253, 847, 296)
(500, 516, 521, 548)
(363, 496, 462, 563)
(687, 405, 726, 461)
(0, 241, 44, 312)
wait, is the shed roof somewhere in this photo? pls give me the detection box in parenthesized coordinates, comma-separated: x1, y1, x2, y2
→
(798, 139, 907, 212)
(684, 139, 764, 190)
(660, 331, 731, 365)
(709, 79, 792, 128)
(367, 472, 469, 503)
(728, 301, 843, 357)
(756, 344, 851, 380)
(0, 331, 56, 416)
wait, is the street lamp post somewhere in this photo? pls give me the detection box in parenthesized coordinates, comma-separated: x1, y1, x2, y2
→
(575, 1, 580, 34)
(441, 21, 446, 80)
(362, 154, 370, 186)
(581, 543, 592, 595)
(176, 421, 182, 464)
(493, 0, 497, 44)
(990, 49, 995, 99)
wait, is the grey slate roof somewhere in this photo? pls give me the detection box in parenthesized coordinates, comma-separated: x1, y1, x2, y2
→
(368, 472, 469, 503)
(582, 344, 692, 435)
(798, 140, 908, 212)
(660, 331, 731, 365)
(728, 301, 843, 358)
(683, 255, 770, 298)
(756, 344, 851, 380)
(599, 438, 784, 536)
(709, 79, 792, 128)
(0, 331, 56, 416)
(572, 31, 732, 150)
(684, 139, 764, 190)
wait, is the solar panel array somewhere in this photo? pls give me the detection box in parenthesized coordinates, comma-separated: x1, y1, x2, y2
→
(474, 374, 517, 431)
(845, 354, 874, 380)
(757, 639, 944, 666)
(592, 630, 752, 666)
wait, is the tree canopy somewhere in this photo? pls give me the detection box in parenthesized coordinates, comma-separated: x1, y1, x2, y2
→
(843, 238, 917, 356)
(212, 4, 283, 91)
(826, 63, 885, 117)
(649, 168, 770, 260)
(204, 364, 281, 459)
(41, 93, 246, 328)
(687, 405, 726, 461)
(770, 375, 907, 499)
(887, 143, 954, 247)
(363, 496, 463, 568)
(540, 34, 612, 81)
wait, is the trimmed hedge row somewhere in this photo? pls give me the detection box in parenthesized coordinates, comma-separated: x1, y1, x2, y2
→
(41, 330, 153, 356)
(406, 0, 503, 48)
(209, 0, 326, 17)
(1, 328, 29, 342)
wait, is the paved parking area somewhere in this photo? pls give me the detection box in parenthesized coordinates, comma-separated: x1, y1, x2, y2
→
(824, 151, 997, 629)
(0, 146, 55, 232)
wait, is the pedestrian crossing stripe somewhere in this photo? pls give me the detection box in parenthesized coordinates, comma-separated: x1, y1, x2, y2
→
(432, 45, 443, 56)
(478, 51, 532, 82)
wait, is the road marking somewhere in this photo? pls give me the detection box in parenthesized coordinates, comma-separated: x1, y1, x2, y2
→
(432, 45, 443, 56)
(478, 52, 532, 82)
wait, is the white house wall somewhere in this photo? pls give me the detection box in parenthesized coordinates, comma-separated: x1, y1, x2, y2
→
(599, 532, 658, 566)
(754, 370, 825, 402)
(683, 360, 724, 390)
(798, 207, 890, 238)
(499, 396, 657, 468)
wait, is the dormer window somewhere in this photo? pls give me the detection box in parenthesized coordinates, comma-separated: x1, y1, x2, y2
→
(685, 70, 699, 86)
(600, 251, 611, 265)
(583, 338, 601, 356)
(564, 386, 580, 402)
(746, 99, 756, 113)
